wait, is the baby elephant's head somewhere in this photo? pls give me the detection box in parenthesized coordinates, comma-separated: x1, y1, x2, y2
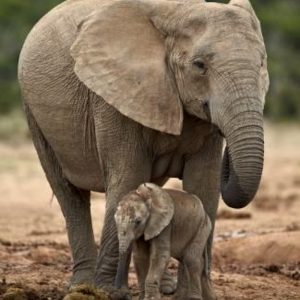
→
(114, 183, 174, 289)
(115, 183, 175, 254)
(115, 190, 151, 254)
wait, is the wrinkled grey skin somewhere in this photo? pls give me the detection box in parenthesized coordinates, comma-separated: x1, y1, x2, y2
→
(115, 183, 214, 300)
(18, 0, 269, 298)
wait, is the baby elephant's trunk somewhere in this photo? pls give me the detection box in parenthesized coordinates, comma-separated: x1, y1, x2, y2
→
(115, 224, 134, 289)
(115, 252, 128, 289)
(115, 248, 131, 289)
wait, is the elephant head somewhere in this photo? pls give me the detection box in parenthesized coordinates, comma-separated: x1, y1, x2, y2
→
(71, 0, 269, 208)
(114, 183, 174, 288)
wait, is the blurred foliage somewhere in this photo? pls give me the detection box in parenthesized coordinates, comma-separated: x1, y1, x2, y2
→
(0, 0, 299, 121)
(254, 0, 300, 120)
(0, 0, 61, 114)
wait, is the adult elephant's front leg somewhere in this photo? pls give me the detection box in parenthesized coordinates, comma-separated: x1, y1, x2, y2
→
(95, 165, 151, 297)
(183, 131, 223, 299)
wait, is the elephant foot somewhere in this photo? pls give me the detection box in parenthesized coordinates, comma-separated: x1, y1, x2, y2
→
(173, 295, 201, 300)
(138, 290, 145, 300)
(172, 295, 187, 300)
(102, 286, 131, 300)
(3, 288, 27, 300)
(202, 277, 217, 300)
(160, 269, 177, 295)
(144, 294, 161, 300)
(69, 268, 95, 288)
(64, 284, 110, 300)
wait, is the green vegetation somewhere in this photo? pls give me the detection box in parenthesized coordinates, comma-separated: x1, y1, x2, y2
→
(254, 1, 300, 120)
(0, 0, 61, 114)
(0, 0, 299, 121)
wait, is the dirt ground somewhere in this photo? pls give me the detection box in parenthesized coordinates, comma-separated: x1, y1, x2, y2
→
(0, 123, 300, 299)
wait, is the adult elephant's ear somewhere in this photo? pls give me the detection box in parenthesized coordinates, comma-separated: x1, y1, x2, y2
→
(70, 0, 183, 135)
(229, 0, 256, 15)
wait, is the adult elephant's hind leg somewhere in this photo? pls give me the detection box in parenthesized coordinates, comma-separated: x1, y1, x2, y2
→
(24, 104, 97, 286)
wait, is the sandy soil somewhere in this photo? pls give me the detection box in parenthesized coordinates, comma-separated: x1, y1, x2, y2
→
(0, 123, 300, 299)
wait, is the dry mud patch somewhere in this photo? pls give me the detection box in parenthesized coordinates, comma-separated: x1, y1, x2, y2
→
(1, 124, 300, 299)
(1, 233, 299, 300)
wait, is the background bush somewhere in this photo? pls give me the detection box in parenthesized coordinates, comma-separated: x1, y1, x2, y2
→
(0, 0, 299, 121)
(0, 0, 61, 114)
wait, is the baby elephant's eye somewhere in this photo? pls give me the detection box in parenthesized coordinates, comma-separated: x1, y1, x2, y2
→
(134, 218, 142, 226)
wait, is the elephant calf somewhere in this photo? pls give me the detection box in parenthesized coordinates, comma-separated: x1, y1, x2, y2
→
(114, 183, 215, 300)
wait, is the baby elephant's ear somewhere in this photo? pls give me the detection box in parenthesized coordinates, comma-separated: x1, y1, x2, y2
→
(143, 184, 174, 241)
(136, 183, 152, 199)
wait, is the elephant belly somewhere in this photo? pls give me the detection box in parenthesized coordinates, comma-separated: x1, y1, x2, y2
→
(30, 102, 105, 192)
(24, 65, 105, 192)
(152, 153, 185, 179)
(151, 116, 215, 180)
(57, 139, 105, 193)
(61, 157, 105, 192)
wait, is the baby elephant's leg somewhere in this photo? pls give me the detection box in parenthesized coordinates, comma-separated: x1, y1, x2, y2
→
(201, 273, 217, 300)
(133, 240, 150, 300)
(182, 243, 204, 300)
(174, 261, 189, 300)
(182, 218, 214, 300)
(144, 253, 169, 300)
(199, 218, 217, 300)
(144, 239, 171, 300)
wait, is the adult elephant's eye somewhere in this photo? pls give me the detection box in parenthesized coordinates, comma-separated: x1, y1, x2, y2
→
(193, 60, 207, 75)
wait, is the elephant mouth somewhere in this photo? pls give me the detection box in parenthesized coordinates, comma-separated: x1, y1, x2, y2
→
(218, 128, 225, 138)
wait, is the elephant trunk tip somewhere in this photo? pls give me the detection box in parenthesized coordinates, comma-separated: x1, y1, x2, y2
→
(222, 195, 252, 209)
(221, 176, 260, 209)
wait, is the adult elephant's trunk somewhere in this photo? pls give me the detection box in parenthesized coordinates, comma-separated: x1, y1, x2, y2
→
(220, 98, 264, 209)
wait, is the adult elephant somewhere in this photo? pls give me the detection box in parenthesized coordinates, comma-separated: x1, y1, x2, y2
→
(18, 0, 269, 298)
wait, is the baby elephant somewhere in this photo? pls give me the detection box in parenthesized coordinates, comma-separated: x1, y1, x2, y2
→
(114, 183, 215, 300)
